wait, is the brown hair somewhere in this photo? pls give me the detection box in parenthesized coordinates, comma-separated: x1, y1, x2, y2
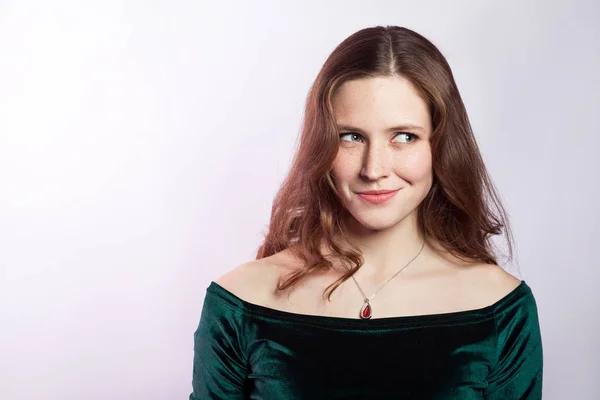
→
(255, 25, 515, 300)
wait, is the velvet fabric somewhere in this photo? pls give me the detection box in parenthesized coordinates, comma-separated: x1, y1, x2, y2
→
(190, 280, 542, 399)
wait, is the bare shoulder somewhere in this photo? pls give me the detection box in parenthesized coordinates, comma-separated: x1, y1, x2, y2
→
(214, 250, 296, 306)
(461, 262, 522, 306)
(427, 241, 521, 305)
(214, 259, 272, 305)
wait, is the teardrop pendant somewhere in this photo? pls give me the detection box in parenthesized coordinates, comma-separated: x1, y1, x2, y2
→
(359, 300, 372, 320)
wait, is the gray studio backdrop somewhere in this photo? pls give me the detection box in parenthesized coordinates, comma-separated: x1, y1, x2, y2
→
(0, 0, 598, 399)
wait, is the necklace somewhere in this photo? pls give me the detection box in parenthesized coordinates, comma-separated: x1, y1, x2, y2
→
(351, 238, 426, 320)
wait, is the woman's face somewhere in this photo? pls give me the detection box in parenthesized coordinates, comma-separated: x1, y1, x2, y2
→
(330, 75, 434, 232)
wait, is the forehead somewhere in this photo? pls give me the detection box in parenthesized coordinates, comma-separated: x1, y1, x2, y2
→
(331, 76, 431, 132)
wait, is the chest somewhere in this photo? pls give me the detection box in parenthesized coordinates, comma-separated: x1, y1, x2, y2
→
(245, 320, 496, 399)
(264, 275, 482, 320)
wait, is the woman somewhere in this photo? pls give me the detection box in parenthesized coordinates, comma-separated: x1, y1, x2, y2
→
(190, 25, 543, 399)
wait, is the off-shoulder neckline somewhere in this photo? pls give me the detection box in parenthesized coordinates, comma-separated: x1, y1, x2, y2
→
(206, 280, 531, 329)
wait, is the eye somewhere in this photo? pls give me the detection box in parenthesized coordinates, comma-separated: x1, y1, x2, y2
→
(338, 132, 418, 143)
(394, 133, 418, 143)
(339, 132, 363, 143)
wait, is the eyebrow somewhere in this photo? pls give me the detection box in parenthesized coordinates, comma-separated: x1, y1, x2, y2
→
(336, 123, 426, 134)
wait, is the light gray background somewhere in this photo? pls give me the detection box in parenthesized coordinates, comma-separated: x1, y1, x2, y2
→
(1, 0, 598, 399)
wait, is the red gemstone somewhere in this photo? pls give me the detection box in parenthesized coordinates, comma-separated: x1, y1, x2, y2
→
(360, 302, 372, 319)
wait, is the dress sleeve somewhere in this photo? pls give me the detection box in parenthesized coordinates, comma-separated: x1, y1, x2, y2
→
(189, 289, 249, 400)
(484, 286, 543, 399)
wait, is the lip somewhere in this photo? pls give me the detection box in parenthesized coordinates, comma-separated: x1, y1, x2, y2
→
(357, 189, 400, 204)
(358, 189, 399, 195)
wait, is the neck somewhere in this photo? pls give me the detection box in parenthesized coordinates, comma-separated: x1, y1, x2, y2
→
(333, 210, 430, 282)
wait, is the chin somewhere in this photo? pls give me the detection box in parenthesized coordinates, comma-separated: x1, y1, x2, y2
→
(351, 212, 406, 232)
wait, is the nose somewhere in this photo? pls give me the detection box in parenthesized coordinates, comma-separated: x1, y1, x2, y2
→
(360, 141, 391, 181)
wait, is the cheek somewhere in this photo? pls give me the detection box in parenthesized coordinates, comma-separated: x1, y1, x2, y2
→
(331, 153, 359, 182)
(399, 148, 432, 181)
(331, 146, 433, 184)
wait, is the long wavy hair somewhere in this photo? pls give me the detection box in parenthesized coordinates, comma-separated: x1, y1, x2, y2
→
(255, 25, 515, 301)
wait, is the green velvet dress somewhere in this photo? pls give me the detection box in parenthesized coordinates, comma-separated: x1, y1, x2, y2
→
(189, 280, 543, 399)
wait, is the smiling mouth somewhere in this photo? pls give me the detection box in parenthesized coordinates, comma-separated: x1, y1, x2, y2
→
(358, 189, 400, 195)
(357, 189, 400, 204)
